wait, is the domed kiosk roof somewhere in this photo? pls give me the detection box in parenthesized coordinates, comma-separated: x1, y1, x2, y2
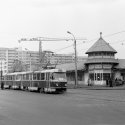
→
(86, 32, 117, 54)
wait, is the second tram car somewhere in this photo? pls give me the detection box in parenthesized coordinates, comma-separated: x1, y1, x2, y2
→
(3, 69, 67, 93)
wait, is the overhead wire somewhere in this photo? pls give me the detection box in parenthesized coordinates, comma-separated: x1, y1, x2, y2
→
(20, 30, 125, 54)
(53, 30, 125, 54)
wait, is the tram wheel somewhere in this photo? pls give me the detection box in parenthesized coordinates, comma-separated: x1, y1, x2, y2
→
(39, 88, 44, 93)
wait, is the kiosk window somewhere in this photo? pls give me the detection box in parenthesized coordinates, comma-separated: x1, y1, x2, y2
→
(97, 73, 101, 81)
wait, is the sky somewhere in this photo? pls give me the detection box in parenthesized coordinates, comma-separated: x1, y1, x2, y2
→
(0, 0, 125, 58)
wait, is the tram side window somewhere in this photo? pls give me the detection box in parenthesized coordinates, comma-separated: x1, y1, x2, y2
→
(15, 75, 17, 80)
(8, 76, 12, 80)
(23, 74, 26, 80)
(6, 76, 8, 80)
(10, 76, 12, 80)
(13, 75, 16, 80)
(37, 73, 40, 80)
(3, 76, 5, 80)
(7, 76, 9, 80)
(9, 76, 11, 80)
(41, 73, 45, 80)
(16, 75, 21, 80)
(26, 74, 29, 80)
(10, 76, 13, 80)
(33, 73, 37, 80)
(30, 74, 32, 80)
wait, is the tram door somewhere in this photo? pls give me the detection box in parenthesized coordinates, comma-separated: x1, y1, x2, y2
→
(46, 73, 50, 88)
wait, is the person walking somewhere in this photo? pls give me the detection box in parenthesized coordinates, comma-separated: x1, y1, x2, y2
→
(1, 82, 4, 90)
(109, 78, 113, 87)
(106, 79, 109, 86)
(88, 78, 91, 86)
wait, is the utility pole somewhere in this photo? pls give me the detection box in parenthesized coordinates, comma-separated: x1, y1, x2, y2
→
(25, 48, 32, 71)
(39, 40, 42, 68)
(67, 31, 78, 88)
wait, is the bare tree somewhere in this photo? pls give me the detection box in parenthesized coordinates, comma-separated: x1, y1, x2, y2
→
(10, 59, 27, 72)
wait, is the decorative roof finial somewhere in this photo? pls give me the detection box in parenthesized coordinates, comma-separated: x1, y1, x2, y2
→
(100, 32, 102, 38)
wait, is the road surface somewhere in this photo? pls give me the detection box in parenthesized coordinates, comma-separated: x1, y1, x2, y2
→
(0, 89, 125, 125)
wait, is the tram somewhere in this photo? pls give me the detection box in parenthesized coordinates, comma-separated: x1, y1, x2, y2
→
(2, 68, 67, 93)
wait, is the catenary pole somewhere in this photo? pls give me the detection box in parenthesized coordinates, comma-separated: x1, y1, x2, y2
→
(67, 31, 78, 88)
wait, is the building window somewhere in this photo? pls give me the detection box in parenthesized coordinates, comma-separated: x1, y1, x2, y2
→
(97, 73, 101, 81)
(101, 73, 103, 80)
(89, 73, 94, 80)
(103, 73, 110, 80)
(103, 53, 106, 56)
(95, 73, 96, 80)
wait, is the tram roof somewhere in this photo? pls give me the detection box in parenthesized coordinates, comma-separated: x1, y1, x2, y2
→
(5, 71, 33, 75)
(35, 68, 66, 73)
(4, 68, 66, 76)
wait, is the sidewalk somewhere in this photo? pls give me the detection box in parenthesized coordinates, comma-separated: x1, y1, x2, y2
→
(67, 83, 125, 90)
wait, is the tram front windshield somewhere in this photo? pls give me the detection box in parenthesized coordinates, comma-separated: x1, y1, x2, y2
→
(52, 72, 66, 80)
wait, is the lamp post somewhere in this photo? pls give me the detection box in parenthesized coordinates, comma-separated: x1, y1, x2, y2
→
(0, 58, 5, 85)
(67, 31, 78, 88)
(25, 48, 32, 71)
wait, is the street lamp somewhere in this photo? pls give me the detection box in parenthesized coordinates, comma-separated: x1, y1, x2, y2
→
(0, 58, 5, 85)
(25, 48, 32, 71)
(67, 31, 78, 88)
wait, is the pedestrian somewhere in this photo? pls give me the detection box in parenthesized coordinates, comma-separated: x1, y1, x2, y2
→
(106, 79, 108, 86)
(88, 78, 91, 86)
(1, 82, 4, 90)
(109, 78, 113, 87)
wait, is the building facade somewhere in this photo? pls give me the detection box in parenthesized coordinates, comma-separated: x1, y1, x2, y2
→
(42, 51, 87, 65)
(85, 32, 119, 85)
(0, 48, 18, 75)
(57, 33, 125, 86)
(0, 47, 40, 74)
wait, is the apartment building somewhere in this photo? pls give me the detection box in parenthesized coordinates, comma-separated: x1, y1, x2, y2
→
(0, 47, 87, 74)
(0, 48, 18, 75)
(43, 51, 87, 65)
(50, 54, 74, 64)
